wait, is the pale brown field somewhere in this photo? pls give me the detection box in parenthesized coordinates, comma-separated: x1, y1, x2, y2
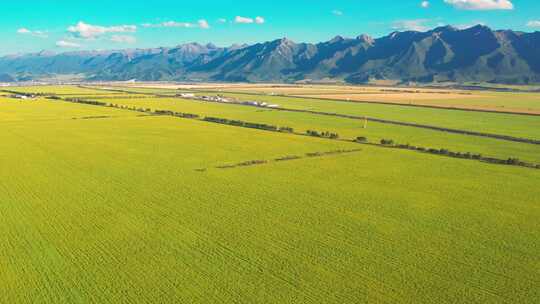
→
(298, 92, 479, 101)
(297, 93, 540, 115)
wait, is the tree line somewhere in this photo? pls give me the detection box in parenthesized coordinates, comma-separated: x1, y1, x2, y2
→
(214, 149, 361, 170)
(377, 138, 540, 169)
(203, 116, 294, 133)
(306, 130, 339, 139)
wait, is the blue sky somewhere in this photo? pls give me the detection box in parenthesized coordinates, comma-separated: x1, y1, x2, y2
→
(2, 0, 539, 55)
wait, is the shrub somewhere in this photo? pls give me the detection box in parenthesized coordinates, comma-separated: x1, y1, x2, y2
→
(356, 136, 367, 143)
(506, 158, 520, 165)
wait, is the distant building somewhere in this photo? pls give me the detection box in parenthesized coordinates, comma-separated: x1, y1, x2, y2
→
(12, 94, 35, 100)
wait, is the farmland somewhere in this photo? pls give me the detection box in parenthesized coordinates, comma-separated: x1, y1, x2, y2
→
(0, 84, 539, 303)
(81, 96, 540, 163)
(121, 83, 540, 114)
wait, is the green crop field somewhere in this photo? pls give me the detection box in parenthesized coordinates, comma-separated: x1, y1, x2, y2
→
(184, 84, 540, 114)
(1, 85, 539, 303)
(0, 97, 139, 122)
(94, 96, 540, 163)
(189, 91, 540, 140)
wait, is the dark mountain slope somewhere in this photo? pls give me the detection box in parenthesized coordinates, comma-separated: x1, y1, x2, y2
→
(1, 25, 539, 84)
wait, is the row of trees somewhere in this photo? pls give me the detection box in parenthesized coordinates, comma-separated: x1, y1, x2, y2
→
(154, 110, 199, 119)
(355, 136, 368, 143)
(367, 117, 540, 145)
(203, 116, 292, 132)
(57, 96, 299, 136)
(64, 97, 108, 107)
(217, 149, 362, 170)
(380, 139, 394, 145)
(305, 149, 361, 158)
(306, 130, 339, 139)
(377, 139, 540, 169)
(216, 159, 268, 169)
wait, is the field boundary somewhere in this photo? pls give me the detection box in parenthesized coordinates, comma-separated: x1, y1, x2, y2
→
(269, 106, 540, 145)
(183, 89, 540, 117)
(206, 149, 362, 171)
(45, 95, 540, 170)
(173, 92, 540, 145)
(82, 86, 540, 145)
(76, 86, 540, 145)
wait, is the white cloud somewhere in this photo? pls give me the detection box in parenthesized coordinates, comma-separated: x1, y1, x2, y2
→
(444, 0, 513, 10)
(421, 1, 430, 8)
(235, 16, 254, 24)
(234, 16, 265, 24)
(198, 19, 210, 29)
(17, 28, 31, 34)
(527, 20, 540, 28)
(56, 40, 81, 48)
(217, 18, 227, 23)
(110, 35, 137, 43)
(142, 20, 209, 29)
(332, 10, 343, 16)
(392, 19, 430, 32)
(67, 21, 136, 39)
(17, 28, 48, 38)
(162, 21, 195, 28)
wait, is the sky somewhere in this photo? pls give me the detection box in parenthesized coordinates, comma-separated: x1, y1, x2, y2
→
(1, 0, 539, 55)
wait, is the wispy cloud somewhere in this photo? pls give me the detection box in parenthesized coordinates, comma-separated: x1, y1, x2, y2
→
(198, 19, 210, 29)
(392, 19, 431, 32)
(527, 20, 540, 28)
(68, 21, 136, 39)
(332, 10, 343, 16)
(234, 16, 265, 24)
(142, 19, 210, 29)
(17, 28, 48, 38)
(234, 16, 253, 24)
(444, 0, 513, 10)
(56, 40, 81, 48)
(421, 1, 430, 8)
(110, 35, 137, 44)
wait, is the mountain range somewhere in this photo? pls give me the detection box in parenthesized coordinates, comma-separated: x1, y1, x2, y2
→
(1, 25, 539, 84)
